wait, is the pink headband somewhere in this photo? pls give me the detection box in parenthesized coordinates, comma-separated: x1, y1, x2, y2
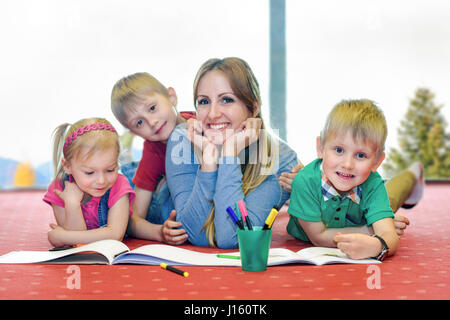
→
(63, 122, 117, 152)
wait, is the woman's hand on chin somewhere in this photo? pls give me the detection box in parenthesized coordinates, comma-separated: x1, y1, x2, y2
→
(222, 118, 261, 157)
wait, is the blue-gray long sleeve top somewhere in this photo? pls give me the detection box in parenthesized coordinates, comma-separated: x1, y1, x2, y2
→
(165, 124, 299, 248)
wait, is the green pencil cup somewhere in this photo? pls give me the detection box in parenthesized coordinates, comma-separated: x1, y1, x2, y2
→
(237, 226, 272, 271)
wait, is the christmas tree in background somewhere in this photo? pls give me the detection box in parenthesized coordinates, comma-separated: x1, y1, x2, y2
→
(383, 88, 450, 179)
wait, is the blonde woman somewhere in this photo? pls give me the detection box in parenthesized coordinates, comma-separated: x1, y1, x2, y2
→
(165, 57, 300, 248)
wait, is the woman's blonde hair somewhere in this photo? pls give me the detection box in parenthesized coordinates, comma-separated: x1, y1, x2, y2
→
(320, 99, 387, 157)
(111, 72, 169, 128)
(52, 117, 120, 185)
(193, 57, 278, 247)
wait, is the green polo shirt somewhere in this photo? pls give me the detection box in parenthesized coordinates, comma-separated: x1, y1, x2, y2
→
(287, 158, 394, 242)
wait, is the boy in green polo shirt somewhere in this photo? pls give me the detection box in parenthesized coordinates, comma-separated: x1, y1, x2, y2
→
(287, 99, 423, 260)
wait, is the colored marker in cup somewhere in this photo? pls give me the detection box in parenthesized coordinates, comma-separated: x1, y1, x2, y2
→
(237, 200, 253, 230)
(226, 206, 244, 230)
(263, 206, 279, 230)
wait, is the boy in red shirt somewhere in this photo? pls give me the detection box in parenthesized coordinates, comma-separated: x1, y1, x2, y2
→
(111, 72, 194, 244)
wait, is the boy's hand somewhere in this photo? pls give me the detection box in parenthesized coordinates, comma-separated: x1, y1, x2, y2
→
(161, 210, 188, 245)
(394, 214, 410, 235)
(53, 180, 84, 205)
(333, 232, 382, 260)
(278, 162, 304, 193)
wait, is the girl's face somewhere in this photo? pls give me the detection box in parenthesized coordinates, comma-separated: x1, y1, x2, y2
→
(63, 147, 119, 198)
(195, 70, 254, 145)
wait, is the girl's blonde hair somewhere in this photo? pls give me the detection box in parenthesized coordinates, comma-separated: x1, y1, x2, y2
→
(193, 57, 278, 247)
(52, 118, 120, 185)
(111, 72, 169, 128)
(320, 99, 387, 157)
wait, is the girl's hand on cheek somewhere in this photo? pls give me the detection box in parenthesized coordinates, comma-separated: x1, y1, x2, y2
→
(53, 181, 84, 205)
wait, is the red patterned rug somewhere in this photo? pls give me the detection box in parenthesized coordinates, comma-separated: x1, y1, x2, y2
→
(0, 182, 449, 300)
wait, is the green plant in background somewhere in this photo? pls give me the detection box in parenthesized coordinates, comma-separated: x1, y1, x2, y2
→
(383, 88, 450, 179)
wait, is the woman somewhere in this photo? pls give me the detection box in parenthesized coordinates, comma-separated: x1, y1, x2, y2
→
(165, 57, 300, 248)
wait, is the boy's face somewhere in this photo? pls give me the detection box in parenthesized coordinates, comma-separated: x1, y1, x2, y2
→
(317, 131, 385, 193)
(124, 88, 178, 143)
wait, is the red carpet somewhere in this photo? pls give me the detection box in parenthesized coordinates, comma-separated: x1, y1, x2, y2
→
(0, 183, 449, 300)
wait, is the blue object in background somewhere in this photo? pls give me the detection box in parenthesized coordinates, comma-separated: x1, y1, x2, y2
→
(0, 148, 143, 190)
(0, 157, 19, 189)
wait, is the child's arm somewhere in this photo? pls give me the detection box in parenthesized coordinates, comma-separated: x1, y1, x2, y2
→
(127, 186, 188, 244)
(127, 186, 155, 239)
(278, 162, 304, 193)
(51, 204, 87, 231)
(334, 218, 399, 259)
(297, 218, 373, 248)
(161, 210, 189, 245)
(48, 194, 130, 247)
(52, 181, 87, 230)
(393, 214, 410, 235)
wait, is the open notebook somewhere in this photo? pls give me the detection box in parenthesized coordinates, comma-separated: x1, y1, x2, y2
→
(0, 239, 380, 266)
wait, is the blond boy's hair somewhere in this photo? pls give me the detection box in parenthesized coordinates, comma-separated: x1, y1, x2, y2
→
(320, 99, 387, 157)
(111, 72, 169, 128)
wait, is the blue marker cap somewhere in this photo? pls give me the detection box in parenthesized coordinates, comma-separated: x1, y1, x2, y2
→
(226, 206, 239, 223)
(226, 206, 244, 230)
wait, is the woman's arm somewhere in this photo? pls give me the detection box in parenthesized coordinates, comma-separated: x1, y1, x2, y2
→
(166, 126, 218, 246)
(213, 141, 299, 248)
(167, 126, 299, 248)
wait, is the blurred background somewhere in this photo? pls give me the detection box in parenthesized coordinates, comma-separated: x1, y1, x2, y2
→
(1, 0, 449, 189)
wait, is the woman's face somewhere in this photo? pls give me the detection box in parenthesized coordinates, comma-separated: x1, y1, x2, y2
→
(195, 70, 254, 145)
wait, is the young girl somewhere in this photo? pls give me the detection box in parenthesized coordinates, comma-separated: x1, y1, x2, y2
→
(165, 57, 300, 248)
(43, 118, 135, 248)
